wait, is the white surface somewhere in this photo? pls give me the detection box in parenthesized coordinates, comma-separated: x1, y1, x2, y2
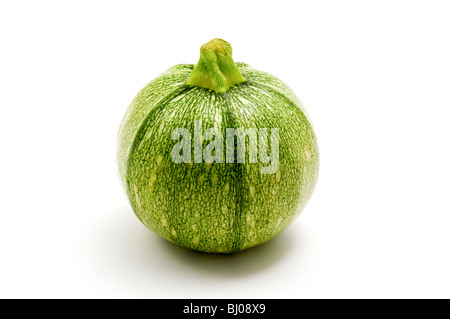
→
(1, 0, 450, 299)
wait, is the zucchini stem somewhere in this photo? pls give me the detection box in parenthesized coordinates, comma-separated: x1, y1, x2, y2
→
(186, 39, 246, 93)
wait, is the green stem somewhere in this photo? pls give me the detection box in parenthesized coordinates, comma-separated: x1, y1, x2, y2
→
(186, 39, 246, 93)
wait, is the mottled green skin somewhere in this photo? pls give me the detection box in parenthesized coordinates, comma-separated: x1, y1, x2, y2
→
(117, 62, 319, 253)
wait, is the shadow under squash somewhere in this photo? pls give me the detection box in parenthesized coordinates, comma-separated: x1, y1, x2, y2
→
(86, 205, 301, 282)
(150, 225, 297, 278)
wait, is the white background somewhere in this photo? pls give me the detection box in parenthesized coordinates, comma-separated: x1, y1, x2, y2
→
(1, 1, 449, 299)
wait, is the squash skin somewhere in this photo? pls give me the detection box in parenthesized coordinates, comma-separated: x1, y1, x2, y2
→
(117, 62, 319, 253)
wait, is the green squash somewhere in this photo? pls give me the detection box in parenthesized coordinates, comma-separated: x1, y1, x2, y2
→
(117, 39, 319, 253)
